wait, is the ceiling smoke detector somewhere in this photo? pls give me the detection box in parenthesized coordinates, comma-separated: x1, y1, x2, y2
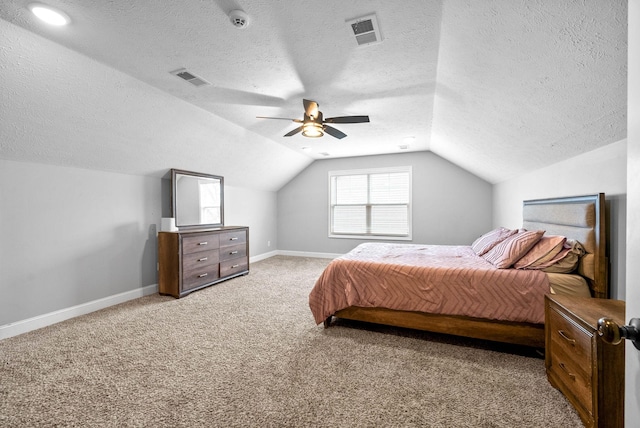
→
(229, 10, 249, 29)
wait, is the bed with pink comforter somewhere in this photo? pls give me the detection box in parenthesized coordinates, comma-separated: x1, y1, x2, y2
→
(309, 195, 607, 348)
(309, 242, 550, 326)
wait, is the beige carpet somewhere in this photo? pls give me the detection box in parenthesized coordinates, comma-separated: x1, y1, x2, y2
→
(0, 256, 581, 427)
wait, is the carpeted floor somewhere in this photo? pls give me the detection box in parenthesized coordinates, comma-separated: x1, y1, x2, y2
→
(0, 256, 582, 427)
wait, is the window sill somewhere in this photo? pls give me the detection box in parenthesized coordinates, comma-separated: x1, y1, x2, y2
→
(329, 234, 412, 241)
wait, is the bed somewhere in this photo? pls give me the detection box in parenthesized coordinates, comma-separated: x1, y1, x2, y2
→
(309, 194, 607, 348)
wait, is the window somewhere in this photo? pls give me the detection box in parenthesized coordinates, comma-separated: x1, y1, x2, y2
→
(329, 166, 412, 239)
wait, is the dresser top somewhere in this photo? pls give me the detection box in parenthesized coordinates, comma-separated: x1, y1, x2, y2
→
(159, 225, 247, 235)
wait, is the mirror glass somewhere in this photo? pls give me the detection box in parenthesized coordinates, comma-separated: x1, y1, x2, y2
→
(172, 169, 224, 229)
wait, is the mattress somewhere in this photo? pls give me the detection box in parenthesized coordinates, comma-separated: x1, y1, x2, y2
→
(547, 273, 591, 297)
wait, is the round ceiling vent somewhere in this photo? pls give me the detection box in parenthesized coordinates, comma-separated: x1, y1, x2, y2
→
(229, 10, 249, 29)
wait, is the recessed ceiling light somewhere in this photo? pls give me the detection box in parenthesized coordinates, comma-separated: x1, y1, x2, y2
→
(29, 3, 71, 26)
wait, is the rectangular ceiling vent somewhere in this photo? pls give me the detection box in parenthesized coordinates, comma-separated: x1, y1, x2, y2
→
(170, 68, 211, 87)
(346, 14, 383, 47)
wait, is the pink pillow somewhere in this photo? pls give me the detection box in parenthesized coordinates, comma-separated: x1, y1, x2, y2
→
(513, 235, 566, 269)
(483, 230, 545, 269)
(471, 227, 517, 256)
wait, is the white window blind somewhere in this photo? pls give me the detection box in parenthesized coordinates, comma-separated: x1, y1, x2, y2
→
(329, 167, 412, 239)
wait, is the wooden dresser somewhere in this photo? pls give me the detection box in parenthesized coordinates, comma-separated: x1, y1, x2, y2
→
(544, 294, 625, 428)
(158, 226, 249, 298)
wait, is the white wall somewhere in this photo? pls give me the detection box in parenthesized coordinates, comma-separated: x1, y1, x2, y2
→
(0, 160, 161, 326)
(225, 185, 278, 257)
(277, 151, 493, 255)
(0, 160, 278, 331)
(493, 139, 627, 299)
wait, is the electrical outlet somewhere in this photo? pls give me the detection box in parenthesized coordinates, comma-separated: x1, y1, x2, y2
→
(267, 241, 271, 247)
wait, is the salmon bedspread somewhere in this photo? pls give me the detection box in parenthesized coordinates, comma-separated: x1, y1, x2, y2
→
(309, 243, 551, 325)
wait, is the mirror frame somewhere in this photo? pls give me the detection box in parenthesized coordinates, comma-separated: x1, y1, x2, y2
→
(171, 169, 224, 230)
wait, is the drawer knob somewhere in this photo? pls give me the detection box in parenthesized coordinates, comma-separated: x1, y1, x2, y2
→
(230, 237, 239, 241)
(198, 241, 208, 246)
(598, 317, 640, 350)
(198, 273, 208, 278)
(198, 257, 208, 262)
(230, 251, 239, 255)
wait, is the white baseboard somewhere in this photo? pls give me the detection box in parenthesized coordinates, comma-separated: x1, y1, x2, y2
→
(249, 250, 279, 263)
(1, 250, 340, 341)
(0, 284, 158, 341)
(274, 250, 342, 259)
(251, 250, 342, 262)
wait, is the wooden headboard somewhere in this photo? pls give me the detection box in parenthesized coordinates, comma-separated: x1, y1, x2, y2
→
(522, 193, 608, 299)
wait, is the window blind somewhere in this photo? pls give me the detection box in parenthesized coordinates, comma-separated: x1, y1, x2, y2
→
(329, 167, 411, 239)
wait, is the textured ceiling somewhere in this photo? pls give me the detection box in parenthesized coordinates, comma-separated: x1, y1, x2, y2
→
(0, 0, 627, 190)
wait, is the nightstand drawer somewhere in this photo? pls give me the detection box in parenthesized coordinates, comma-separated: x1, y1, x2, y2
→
(548, 345, 593, 415)
(548, 307, 593, 367)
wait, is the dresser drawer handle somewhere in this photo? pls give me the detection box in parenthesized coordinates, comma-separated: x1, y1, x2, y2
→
(198, 241, 208, 246)
(230, 251, 239, 255)
(198, 273, 208, 278)
(198, 257, 208, 262)
(231, 264, 239, 269)
(558, 330, 576, 345)
(558, 363, 576, 381)
(229, 237, 239, 241)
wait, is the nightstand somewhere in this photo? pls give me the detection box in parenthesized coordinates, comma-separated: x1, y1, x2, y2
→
(544, 294, 625, 428)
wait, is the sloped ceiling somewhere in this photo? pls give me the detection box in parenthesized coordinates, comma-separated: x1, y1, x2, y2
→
(0, 0, 627, 191)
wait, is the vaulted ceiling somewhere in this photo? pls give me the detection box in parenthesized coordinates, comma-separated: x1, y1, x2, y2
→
(0, 1, 627, 191)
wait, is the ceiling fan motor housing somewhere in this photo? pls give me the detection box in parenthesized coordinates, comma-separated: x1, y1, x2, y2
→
(229, 10, 249, 29)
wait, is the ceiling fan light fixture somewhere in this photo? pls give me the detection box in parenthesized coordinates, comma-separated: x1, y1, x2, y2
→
(302, 122, 324, 138)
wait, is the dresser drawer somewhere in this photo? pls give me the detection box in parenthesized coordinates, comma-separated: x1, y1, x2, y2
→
(182, 233, 220, 255)
(183, 249, 219, 272)
(182, 264, 220, 290)
(219, 243, 247, 262)
(220, 259, 248, 277)
(219, 230, 246, 247)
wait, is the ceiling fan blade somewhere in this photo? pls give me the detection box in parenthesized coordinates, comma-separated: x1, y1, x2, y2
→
(324, 115, 370, 124)
(324, 125, 347, 139)
(284, 126, 303, 137)
(257, 116, 303, 123)
(303, 99, 319, 119)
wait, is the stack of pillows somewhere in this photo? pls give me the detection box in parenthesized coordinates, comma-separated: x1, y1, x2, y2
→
(471, 227, 585, 271)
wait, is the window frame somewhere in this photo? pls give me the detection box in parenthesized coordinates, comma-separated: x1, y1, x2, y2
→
(328, 166, 412, 240)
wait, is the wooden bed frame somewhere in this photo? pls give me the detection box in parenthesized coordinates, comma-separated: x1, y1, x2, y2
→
(326, 194, 608, 348)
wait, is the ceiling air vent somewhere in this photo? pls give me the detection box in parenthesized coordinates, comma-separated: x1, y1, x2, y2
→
(170, 68, 211, 87)
(346, 14, 383, 46)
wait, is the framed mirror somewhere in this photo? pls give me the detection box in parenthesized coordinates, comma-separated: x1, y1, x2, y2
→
(171, 169, 224, 229)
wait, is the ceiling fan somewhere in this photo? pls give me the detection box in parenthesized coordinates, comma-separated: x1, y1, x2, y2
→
(257, 99, 370, 139)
